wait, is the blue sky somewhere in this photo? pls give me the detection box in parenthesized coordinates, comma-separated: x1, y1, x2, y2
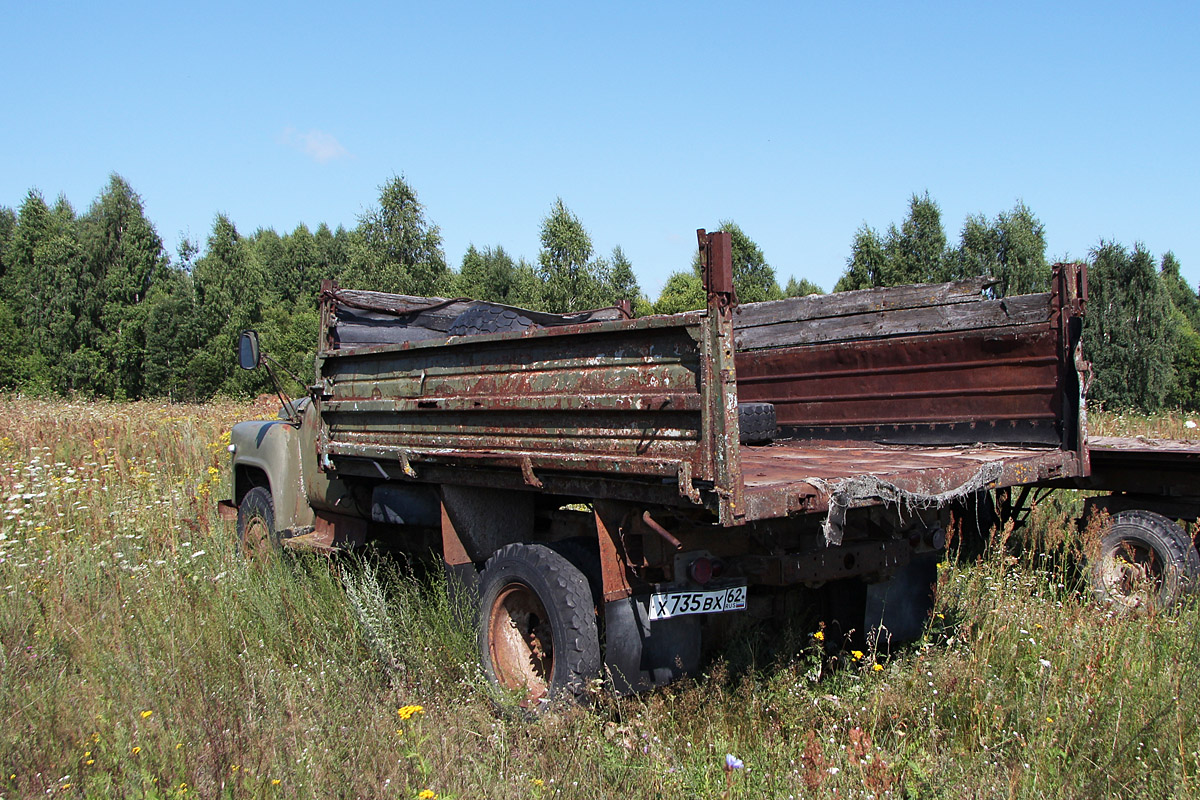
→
(3, 1, 1197, 296)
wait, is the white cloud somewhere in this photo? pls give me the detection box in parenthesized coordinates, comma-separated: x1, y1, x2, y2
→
(281, 127, 349, 163)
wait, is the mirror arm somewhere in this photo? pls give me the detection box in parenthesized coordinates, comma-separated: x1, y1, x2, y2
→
(261, 357, 300, 424)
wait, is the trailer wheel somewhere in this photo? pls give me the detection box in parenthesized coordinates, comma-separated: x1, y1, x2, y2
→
(1092, 510, 1200, 613)
(477, 543, 600, 705)
(237, 486, 280, 561)
(738, 402, 777, 445)
(449, 305, 535, 336)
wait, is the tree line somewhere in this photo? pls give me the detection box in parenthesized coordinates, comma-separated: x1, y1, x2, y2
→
(0, 176, 1194, 412)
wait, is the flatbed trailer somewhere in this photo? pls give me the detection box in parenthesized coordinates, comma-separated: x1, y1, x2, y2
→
(223, 230, 1090, 700)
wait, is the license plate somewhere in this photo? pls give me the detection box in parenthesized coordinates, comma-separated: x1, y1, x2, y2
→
(648, 585, 747, 621)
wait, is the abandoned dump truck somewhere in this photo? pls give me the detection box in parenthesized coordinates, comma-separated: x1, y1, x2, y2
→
(219, 230, 1089, 701)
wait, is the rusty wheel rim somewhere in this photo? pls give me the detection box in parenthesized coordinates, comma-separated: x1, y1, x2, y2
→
(487, 582, 553, 702)
(242, 516, 272, 561)
(1099, 541, 1161, 610)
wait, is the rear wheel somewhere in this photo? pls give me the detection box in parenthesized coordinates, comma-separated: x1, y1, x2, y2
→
(237, 486, 280, 561)
(1092, 510, 1200, 613)
(477, 543, 600, 706)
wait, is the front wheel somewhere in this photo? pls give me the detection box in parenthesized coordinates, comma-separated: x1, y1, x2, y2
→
(477, 543, 600, 706)
(1092, 509, 1200, 613)
(236, 486, 280, 561)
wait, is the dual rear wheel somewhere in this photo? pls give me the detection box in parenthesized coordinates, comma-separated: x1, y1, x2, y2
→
(1092, 510, 1199, 613)
(476, 543, 601, 705)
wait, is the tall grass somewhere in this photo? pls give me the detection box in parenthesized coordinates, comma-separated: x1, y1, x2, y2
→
(1, 397, 1198, 799)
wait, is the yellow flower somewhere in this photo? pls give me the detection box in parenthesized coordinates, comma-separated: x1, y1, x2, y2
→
(418, 791, 437, 800)
(532, 778, 545, 787)
(851, 650, 864, 661)
(85, 760, 94, 766)
(813, 631, 824, 642)
(176, 743, 183, 750)
(873, 663, 884, 672)
(272, 779, 281, 786)
(1046, 717, 1054, 723)
(131, 746, 141, 755)
(141, 710, 153, 719)
(231, 765, 240, 773)
(397, 704, 425, 720)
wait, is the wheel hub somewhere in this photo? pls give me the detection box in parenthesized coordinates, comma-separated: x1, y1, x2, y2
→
(487, 583, 554, 702)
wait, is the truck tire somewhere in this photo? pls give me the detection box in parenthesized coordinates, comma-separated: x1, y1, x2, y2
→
(477, 543, 600, 706)
(237, 486, 280, 561)
(1092, 510, 1200, 613)
(738, 402, 777, 445)
(449, 305, 535, 336)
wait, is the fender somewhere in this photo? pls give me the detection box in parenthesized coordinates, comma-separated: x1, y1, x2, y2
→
(229, 417, 315, 533)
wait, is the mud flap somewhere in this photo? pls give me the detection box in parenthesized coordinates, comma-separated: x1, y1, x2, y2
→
(864, 551, 939, 649)
(603, 596, 701, 694)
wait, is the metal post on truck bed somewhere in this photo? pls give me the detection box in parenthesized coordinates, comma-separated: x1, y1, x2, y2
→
(697, 229, 746, 526)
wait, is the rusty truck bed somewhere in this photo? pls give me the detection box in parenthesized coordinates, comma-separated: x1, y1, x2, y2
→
(313, 248, 1088, 527)
(738, 439, 1079, 521)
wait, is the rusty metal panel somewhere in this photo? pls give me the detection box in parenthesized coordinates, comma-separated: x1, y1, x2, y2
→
(736, 327, 1064, 437)
(733, 265, 1087, 450)
(698, 229, 745, 525)
(738, 441, 1081, 523)
(317, 315, 712, 481)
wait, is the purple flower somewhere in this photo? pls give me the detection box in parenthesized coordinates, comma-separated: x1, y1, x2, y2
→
(725, 753, 744, 771)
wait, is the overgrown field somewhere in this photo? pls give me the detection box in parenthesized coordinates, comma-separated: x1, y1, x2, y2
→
(1, 399, 1199, 799)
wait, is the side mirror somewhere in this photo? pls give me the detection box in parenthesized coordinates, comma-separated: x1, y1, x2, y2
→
(238, 330, 261, 370)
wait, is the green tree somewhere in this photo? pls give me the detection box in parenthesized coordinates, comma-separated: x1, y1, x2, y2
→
(538, 198, 607, 312)
(785, 276, 824, 297)
(954, 203, 1049, 296)
(835, 225, 887, 291)
(883, 192, 948, 285)
(345, 175, 449, 296)
(1084, 242, 1176, 411)
(1160, 252, 1200, 409)
(605, 245, 642, 309)
(189, 215, 268, 399)
(79, 175, 171, 398)
(652, 271, 705, 314)
(0, 206, 15, 283)
(457, 244, 520, 303)
(3, 192, 84, 393)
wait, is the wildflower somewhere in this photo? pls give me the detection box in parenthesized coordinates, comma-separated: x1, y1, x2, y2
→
(851, 650, 864, 661)
(873, 663, 884, 672)
(532, 778, 545, 787)
(418, 791, 437, 799)
(272, 779, 281, 786)
(397, 704, 425, 720)
(812, 631, 824, 642)
(176, 743, 183, 750)
(1046, 717, 1054, 723)
(85, 760, 94, 766)
(1039, 659, 1052, 669)
(724, 753, 744, 771)
(141, 710, 153, 719)
(131, 747, 141, 755)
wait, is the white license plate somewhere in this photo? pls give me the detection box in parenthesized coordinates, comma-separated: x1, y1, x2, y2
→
(648, 585, 747, 621)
